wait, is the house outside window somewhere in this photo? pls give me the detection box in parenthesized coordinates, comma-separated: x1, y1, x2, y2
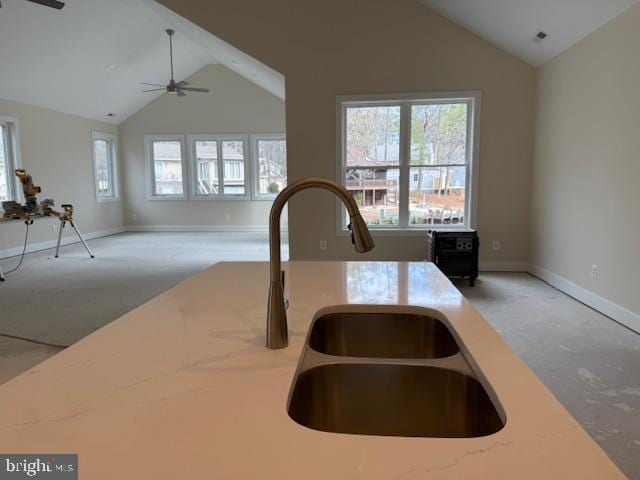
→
(337, 92, 480, 233)
(188, 135, 249, 199)
(92, 131, 119, 202)
(145, 135, 188, 200)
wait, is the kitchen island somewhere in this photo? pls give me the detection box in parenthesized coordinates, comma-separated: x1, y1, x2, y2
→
(0, 262, 625, 479)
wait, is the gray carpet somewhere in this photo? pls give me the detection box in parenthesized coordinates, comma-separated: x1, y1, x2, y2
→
(0, 232, 638, 478)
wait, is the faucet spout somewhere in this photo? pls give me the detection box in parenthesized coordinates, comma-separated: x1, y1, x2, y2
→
(267, 177, 375, 349)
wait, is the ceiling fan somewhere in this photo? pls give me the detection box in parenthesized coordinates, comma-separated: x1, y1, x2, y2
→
(0, 0, 65, 8)
(140, 29, 210, 97)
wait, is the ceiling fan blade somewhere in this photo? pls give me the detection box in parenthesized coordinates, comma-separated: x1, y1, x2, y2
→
(142, 88, 165, 92)
(177, 81, 189, 86)
(26, 0, 65, 9)
(180, 87, 210, 93)
(140, 82, 165, 87)
(177, 90, 186, 97)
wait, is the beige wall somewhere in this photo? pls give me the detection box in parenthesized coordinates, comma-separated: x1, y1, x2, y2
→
(0, 98, 122, 255)
(119, 64, 286, 228)
(157, 0, 536, 262)
(532, 4, 640, 315)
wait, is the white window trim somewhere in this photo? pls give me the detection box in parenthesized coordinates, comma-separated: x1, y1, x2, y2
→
(91, 130, 120, 203)
(250, 133, 286, 200)
(187, 134, 250, 201)
(145, 134, 189, 201)
(335, 91, 481, 236)
(0, 114, 23, 204)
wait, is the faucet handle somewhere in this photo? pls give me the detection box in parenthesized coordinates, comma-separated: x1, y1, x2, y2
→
(348, 222, 355, 245)
(281, 270, 290, 310)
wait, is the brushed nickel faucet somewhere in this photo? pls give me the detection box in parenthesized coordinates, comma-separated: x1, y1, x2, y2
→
(267, 177, 375, 349)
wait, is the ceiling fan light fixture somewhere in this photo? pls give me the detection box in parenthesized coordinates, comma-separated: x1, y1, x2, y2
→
(140, 30, 210, 97)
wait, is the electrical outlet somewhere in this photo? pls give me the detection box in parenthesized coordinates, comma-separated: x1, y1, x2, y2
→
(319, 240, 328, 251)
(225, 213, 230, 221)
(492, 240, 501, 251)
(591, 264, 598, 279)
(132, 213, 138, 221)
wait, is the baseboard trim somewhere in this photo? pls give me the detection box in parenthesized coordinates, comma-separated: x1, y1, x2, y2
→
(528, 264, 640, 334)
(0, 226, 126, 259)
(124, 224, 276, 233)
(479, 261, 528, 272)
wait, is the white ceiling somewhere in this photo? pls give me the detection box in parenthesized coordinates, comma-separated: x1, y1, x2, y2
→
(0, 0, 284, 124)
(420, 0, 640, 66)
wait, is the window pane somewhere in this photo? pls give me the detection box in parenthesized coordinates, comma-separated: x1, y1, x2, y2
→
(222, 141, 245, 195)
(346, 105, 400, 167)
(0, 125, 8, 202)
(410, 103, 468, 166)
(152, 141, 183, 195)
(195, 141, 218, 195)
(346, 168, 399, 226)
(409, 167, 466, 225)
(93, 139, 112, 197)
(257, 139, 287, 195)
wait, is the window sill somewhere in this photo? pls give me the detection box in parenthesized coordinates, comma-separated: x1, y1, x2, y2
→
(190, 195, 251, 201)
(337, 225, 473, 237)
(96, 197, 120, 204)
(147, 195, 188, 201)
(251, 195, 278, 201)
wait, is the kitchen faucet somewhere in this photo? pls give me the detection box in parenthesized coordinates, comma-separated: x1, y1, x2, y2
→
(267, 177, 375, 349)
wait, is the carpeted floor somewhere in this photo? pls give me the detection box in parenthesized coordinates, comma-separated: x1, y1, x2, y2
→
(0, 232, 638, 478)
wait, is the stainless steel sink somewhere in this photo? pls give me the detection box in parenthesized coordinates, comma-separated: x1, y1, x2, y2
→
(288, 307, 506, 438)
(288, 364, 503, 438)
(308, 312, 459, 358)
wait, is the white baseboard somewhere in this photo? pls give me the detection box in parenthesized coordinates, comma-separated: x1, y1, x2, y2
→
(0, 226, 125, 259)
(124, 224, 277, 233)
(479, 261, 528, 272)
(528, 264, 640, 334)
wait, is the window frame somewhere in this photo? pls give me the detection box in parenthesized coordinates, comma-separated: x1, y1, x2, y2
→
(145, 134, 189, 201)
(91, 131, 119, 203)
(335, 92, 481, 235)
(0, 114, 23, 204)
(187, 134, 250, 201)
(250, 133, 287, 200)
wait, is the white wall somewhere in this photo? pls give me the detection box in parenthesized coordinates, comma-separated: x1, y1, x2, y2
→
(158, 0, 536, 263)
(532, 4, 640, 321)
(119, 64, 286, 229)
(0, 98, 122, 257)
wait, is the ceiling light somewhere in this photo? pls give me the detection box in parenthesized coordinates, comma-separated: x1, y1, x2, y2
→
(231, 60, 241, 67)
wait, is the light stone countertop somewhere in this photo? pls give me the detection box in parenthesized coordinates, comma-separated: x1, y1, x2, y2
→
(0, 262, 626, 479)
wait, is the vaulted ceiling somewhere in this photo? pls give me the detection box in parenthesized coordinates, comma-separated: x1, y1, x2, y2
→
(420, 0, 640, 66)
(1, 0, 637, 124)
(0, 0, 284, 124)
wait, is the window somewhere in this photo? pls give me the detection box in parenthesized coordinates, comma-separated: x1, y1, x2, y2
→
(188, 135, 249, 199)
(337, 93, 479, 232)
(91, 131, 119, 202)
(0, 116, 21, 203)
(252, 134, 287, 199)
(145, 135, 188, 199)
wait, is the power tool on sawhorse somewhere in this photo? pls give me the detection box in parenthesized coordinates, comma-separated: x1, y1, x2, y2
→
(1, 169, 94, 282)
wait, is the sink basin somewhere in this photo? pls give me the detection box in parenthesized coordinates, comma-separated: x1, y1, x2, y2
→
(308, 312, 459, 358)
(288, 364, 504, 438)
